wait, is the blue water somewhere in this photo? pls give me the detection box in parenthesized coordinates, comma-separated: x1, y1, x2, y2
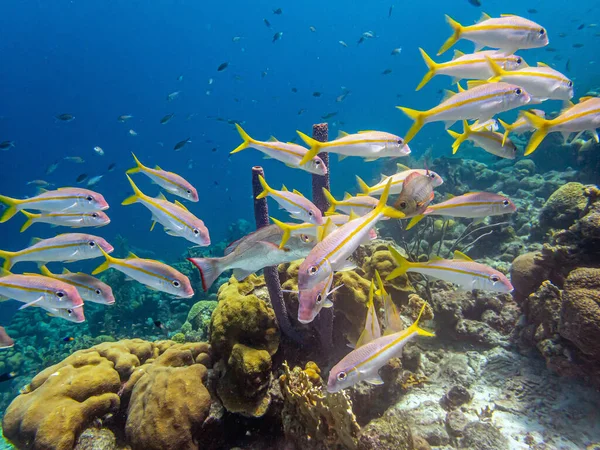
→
(0, 0, 597, 260)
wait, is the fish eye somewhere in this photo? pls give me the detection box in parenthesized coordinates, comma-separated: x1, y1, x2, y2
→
(193, 228, 200, 235)
(91, 213, 99, 218)
(315, 160, 321, 165)
(316, 294, 322, 304)
(502, 199, 510, 206)
(308, 266, 318, 276)
(337, 371, 347, 381)
(186, 189, 192, 194)
(568, 81, 573, 88)
(515, 88, 522, 95)
(539, 28, 545, 35)
(300, 234, 310, 242)
(95, 289, 102, 295)
(67, 309, 73, 314)
(397, 138, 404, 145)
(516, 57, 522, 64)
(88, 241, 96, 247)
(56, 291, 65, 298)
(172, 280, 181, 288)
(429, 173, 436, 178)
(86, 196, 93, 201)
(490, 274, 500, 283)
(399, 201, 407, 209)
(308, 211, 314, 216)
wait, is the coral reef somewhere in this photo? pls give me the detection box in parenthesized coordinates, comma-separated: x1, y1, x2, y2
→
(180, 299, 218, 341)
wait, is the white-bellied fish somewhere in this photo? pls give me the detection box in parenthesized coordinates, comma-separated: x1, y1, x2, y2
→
(484, 58, 573, 103)
(327, 301, 434, 392)
(498, 109, 545, 145)
(298, 180, 404, 291)
(322, 189, 379, 216)
(416, 48, 526, 90)
(232, 124, 327, 176)
(470, 118, 499, 132)
(256, 175, 323, 225)
(297, 130, 410, 166)
(19, 210, 110, 233)
(126, 153, 199, 202)
(122, 175, 210, 246)
(0, 188, 109, 223)
(41, 304, 85, 323)
(37, 265, 115, 305)
(392, 172, 435, 218)
(406, 192, 516, 229)
(523, 97, 600, 155)
(188, 230, 315, 291)
(0, 269, 84, 310)
(398, 82, 531, 143)
(295, 271, 343, 324)
(356, 165, 444, 197)
(0, 233, 114, 270)
(438, 13, 549, 56)
(387, 247, 513, 293)
(447, 120, 517, 159)
(93, 247, 194, 298)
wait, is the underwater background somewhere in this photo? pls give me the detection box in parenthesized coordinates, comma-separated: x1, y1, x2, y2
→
(0, 0, 600, 449)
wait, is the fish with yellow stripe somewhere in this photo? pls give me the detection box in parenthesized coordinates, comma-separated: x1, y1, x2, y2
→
(298, 179, 404, 291)
(322, 189, 379, 216)
(387, 246, 513, 293)
(327, 297, 434, 392)
(447, 120, 517, 159)
(522, 96, 600, 155)
(294, 270, 343, 324)
(19, 210, 110, 232)
(0, 233, 114, 270)
(126, 153, 198, 202)
(93, 247, 193, 298)
(297, 130, 410, 166)
(483, 58, 573, 103)
(398, 82, 531, 143)
(438, 13, 549, 56)
(497, 109, 546, 146)
(122, 175, 210, 246)
(416, 48, 526, 91)
(231, 124, 327, 176)
(256, 175, 323, 225)
(37, 265, 115, 305)
(356, 165, 444, 197)
(406, 192, 516, 230)
(0, 188, 108, 223)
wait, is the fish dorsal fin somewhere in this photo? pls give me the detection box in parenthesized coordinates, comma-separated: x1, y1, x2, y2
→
(126, 252, 139, 259)
(292, 189, 304, 197)
(156, 192, 167, 200)
(453, 250, 473, 261)
(500, 13, 516, 17)
(396, 163, 410, 171)
(267, 136, 278, 142)
(479, 12, 492, 22)
(467, 80, 488, 89)
(537, 62, 550, 68)
(356, 281, 381, 348)
(452, 49, 465, 60)
(374, 270, 387, 297)
(343, 192, 352, 200)
(317, 218, 336, 242)
(29, 237, 44, 246)
(579, 96, 594, 103)
(0, 268, 11, 277)
(37, 188, 49, 194)
(154, 165, 163, 170)
(442, 89, 457, 101)
(379, 174, 389, 182)
(456, 83, 466, 93)
(174, 200, 189, 211)
(281, 185, 288, 192)
(56, 188, 75, 191)
(61, 268, 72, 274)
(383, 294, 403, 334)
(430, 255, 444, 261)
(357, 130, 375, 134)
(444, 193, 455, 200)
(348, 209, 360, 221)
(337, 131, 350, 138)
(560, 101, 575, 113)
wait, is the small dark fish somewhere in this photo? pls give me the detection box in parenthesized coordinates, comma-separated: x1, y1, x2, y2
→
(291, 87, 298, 93)
(46, 161, 59, 175)
(382, 68, 392, 75)
(545, 47, 557, 52)
(177, 74, 184, 81)
(0, 141, 14, 150)
(322, 112, 338, 119)
(298, 109, 306, 115)
(0, 372, 17, 383)
(578, 24, 585, 30)
(108, 163, 117, 172)
(573, 43, 584, 48)
(273, 8, 282, 14)
(468, 0, 481, 6)
(153, 320, 165, 330)
(357, 37, 365, 44)
(527, 9, 538, 13)
(76, 173, 88, 183)
(211, 147, 217, 152)
(313, 92, 322, 97)
(160, 113, 175, 124)
(213, 181, 219, 186)
(174, 138, 192, 151)
(559, 32, 567, 38)
(261, 71, 267, 78)
(273, 31, 283, 43)
(217, 62, 229, 72)
(566, 59, 571, 72)
(264, 18, 271, 28)
(553, 55, 563, 61)
(56, 113, 75, 122)
(388, 5, 393, 17)
(63, 336, 74, 342)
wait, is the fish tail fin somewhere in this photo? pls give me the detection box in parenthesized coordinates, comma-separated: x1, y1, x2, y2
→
(122, 174, 145, 206)
(187, 257, 222, 292)
(0, 194, 22, 223)
(256, 174, 272, 200)
(386, 246, 412, 280)
(19, 210, 40, 232)
(406, 214, 425, 230)
(355, 176, 371, 195)
(396, 107, 425, 144)
(126, 152, 145, 174)
(270, 217, 293, 248)
(408, 302, 436, 337)
(297, 131, 324, 165)
(438, 15, 462, 55)
(523, 111, 552, 156)
(416, 48, 438, 91)
(448, 120, 472, 154)
(485, 56, 505, 82)
(377, 180, 405, 219)
(0, 249, 16, 271)
(322, 188, 338, 215)
(231, 124, 254, 154)
(91, 247, 116, 275)
(497, 119, 512, 146)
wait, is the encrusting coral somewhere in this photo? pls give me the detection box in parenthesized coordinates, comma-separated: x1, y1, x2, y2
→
(2, 339, 212, 450)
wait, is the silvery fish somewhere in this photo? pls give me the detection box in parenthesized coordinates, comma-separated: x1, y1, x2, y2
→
(38, 265, 115, 305)
(356, 165, 443, 196)
(0, 233, 114, 270)
(447, 120, 517, 159)
(0, 188, 109, 223)
(188, 227, 316, 291)
(93, 247, 194, 298)
(126, 153, 198, 202)
(231, 124, 327, 176)
(498, 109, 545, 145)
(40, 304, 86, 323)
(122, 175, 210, 246)
(19, 210, 110, 233)
(322, 190, 379, 216)
(387, 247, 514, 293)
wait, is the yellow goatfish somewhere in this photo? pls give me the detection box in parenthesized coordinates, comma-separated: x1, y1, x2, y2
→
(498, 109, 545, 146)
(19, 210, 110, 233)
(447, 120, 517, 159)
(356, 166, 444, 197)
(322, 189, 379, 216)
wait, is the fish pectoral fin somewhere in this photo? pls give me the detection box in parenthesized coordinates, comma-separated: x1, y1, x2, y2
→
(150, 221, 157, 232)
(322, 299, 334, 308)
(333, 260, 357, 272)
(232, 268, 254, 281)
(363, 374, 384, 386)
(163, 228, 182, 236)
(19, 295, 45, 310)
(443, 120, 456, 130)
(0, 294, 9, 302)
